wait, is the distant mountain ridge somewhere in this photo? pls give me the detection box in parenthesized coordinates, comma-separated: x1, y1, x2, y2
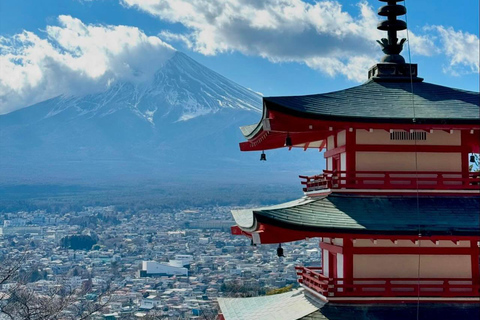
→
(40, 52, 261, 124)
(0, 52, 318, 186)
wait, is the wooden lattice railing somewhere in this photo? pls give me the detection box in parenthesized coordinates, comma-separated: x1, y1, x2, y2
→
(295, 266, 480, 298)
(300, 171, 480, 192)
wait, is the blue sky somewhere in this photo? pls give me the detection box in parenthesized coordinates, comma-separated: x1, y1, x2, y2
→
(0, 0, 478, 114)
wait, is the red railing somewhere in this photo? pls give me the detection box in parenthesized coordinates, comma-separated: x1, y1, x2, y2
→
(300, 171, 480, 192)
(299, 174, 329, 192)
(295, 266, 480, 298)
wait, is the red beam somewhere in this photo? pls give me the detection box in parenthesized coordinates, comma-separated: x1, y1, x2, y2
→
(251, 223, 323, 244)
(355, 144, 466, 153)
(230, 225, 252, 238)
(233, 222, 480, 245)
(324, 145, 346, 158)
(239, 131, 327, 151)
(319, 140, 326, 152)
(355, 144, 465, 153)
(352, 247, 473, 255)
(320, 241, 344, 254)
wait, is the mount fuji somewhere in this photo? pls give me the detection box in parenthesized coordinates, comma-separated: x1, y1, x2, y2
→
(0, 52, 318, 186)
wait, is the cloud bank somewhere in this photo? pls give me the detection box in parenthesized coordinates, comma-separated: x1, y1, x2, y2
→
(431, 26, 479, 76)
(122, 0, 477, 82)
(0, 15, 175, 114)
(1, 1, 477, 114)
(122, 0, 439, 82)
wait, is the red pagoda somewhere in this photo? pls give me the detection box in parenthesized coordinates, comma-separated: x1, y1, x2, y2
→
(226, 0, 480, 311)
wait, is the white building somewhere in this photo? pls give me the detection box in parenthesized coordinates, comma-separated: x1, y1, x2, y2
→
(140, 261, 188, 277)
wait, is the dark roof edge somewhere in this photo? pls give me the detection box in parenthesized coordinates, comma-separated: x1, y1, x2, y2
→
(264, 99, 480, 125)
(254, 213, 480, 237)
(265, 80, 480, 99)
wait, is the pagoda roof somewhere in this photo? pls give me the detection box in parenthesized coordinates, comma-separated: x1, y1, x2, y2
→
(232, 195, 480, 236)
(305, 294, 480, 320)
(263, 81, 480, 125)
(239, 80, 479, 151)
(218, 289, 321, 320)
(218, 289, 480, 319)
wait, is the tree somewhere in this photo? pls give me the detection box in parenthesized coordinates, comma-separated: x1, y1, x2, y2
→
(60, 235, 97, 250)
(266, 284, 294, 295)
(0, 254, 113, 320)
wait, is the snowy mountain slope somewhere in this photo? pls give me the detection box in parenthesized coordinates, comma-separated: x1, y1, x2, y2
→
(27, 52, 261, 124)
(0, 52, 317, 185)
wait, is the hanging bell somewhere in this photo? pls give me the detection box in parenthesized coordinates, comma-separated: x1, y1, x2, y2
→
(277, 243, 284, 257)
(285, 135, 292, 147)
(470, 154, 476, 163)
(260, 151, 267, 161)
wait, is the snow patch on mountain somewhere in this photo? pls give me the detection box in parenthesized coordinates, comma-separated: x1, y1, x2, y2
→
(0, 50, 319, 186)
(35, 52, 260, 124)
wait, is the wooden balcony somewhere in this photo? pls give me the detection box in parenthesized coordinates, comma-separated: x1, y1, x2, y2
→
(295, 266, 480, 300)
(295, 266, 480, 298)
(300, 171, 480, 192)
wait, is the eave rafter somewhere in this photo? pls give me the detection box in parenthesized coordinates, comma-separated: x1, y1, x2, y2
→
(240, 107, 480, 152)
(232, 221, 480, 245)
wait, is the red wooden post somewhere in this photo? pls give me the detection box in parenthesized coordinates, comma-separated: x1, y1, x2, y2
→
(345, 129, 356, 187)
(343, 237, 353, 293)
(471, 240, 480, 288)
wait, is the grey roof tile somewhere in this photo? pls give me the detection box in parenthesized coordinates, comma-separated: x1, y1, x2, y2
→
(218, 289, 319, 320)
(253, 195, 480, 235)
(264, 81, 480, 123)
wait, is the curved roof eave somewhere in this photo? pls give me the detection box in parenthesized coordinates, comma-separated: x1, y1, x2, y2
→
(239, 101, 268, 140)
(231, 197, 316, 232)
(252, 194, 480, 236)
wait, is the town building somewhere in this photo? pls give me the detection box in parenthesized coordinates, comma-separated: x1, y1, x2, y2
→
(140, 261, 188, 277)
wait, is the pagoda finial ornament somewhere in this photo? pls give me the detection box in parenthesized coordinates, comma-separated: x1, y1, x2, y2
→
(367, 0, 422, 81)
(376, 0, 407, 64)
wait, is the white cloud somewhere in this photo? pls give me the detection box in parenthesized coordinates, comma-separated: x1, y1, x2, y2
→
(305, 55, 377, 82)
(122, 0, 436, 82)
(430, 26, 479, 76)
(0, 15, 175, 114)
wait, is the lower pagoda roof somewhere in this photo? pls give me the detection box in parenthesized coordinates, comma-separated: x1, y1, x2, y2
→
(219, 289, 480, 320)
(232, 194, 480, 237)
(218, 289, 320, 320)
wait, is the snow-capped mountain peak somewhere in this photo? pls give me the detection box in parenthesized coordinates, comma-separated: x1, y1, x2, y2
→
(41, 52, 261, 125)
(0, 51, 269, 184)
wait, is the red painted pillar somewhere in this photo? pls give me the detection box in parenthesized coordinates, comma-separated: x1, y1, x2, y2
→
(461, 130, 471, 188)
(343, 237, 354, 292)
(320, 239, 325, 274)
(345, 129, 356, 187)
(470, 240, 480, 287)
